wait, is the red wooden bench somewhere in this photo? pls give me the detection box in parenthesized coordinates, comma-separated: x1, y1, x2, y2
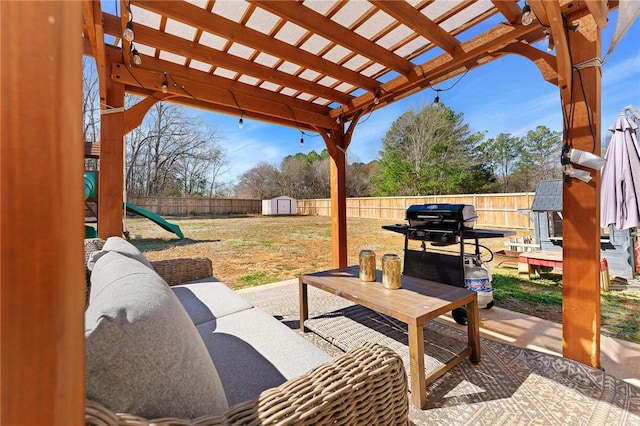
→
(518, 251, 563, 278)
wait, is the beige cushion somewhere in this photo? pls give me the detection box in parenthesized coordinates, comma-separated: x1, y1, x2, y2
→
(98, 236, 154, 269)
(85, 251, 228, 419)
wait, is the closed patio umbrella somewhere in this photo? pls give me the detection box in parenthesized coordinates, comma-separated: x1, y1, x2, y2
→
(600, 113, 640, 230)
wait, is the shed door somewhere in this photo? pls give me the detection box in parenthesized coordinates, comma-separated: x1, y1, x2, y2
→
(277, 199, 290, 214)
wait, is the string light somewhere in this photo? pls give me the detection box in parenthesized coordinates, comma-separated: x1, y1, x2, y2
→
(299, 132, 304, 148)
(521, 2, 533, 26)
(161, 72, 168, 94)
(131, 45, 142, 65)
(123, 20, 135, 42)
(238, 112, 244, 129)
(433, 89, 442, 104)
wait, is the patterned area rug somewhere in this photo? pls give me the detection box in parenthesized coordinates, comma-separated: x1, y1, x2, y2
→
(241, 283, 640, 426)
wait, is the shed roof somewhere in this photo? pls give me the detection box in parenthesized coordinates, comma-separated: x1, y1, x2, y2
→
(264, 195, 295, 200)
(531, 179, 563, 212)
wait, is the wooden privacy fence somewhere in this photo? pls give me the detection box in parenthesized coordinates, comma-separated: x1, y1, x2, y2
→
(297, 193, 536, 230)
(127, 196, 261, 216)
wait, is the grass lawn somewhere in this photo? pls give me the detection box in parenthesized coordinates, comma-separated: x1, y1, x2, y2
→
(492, 268, 640, 344)
(124, 214, 640, 344)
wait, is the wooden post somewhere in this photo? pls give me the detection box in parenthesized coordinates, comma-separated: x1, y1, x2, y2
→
(561, 16, 601, 368)
(1, 2, 85, 424)
(98, 49, 126, 238)
(320, 128, 348, 268)
(329, 133, 348, 268)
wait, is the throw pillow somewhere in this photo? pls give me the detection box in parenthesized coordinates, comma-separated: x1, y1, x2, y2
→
(85, 251, 228, 419)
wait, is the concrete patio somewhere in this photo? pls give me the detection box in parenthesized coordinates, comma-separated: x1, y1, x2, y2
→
(238, 278, 640, 425)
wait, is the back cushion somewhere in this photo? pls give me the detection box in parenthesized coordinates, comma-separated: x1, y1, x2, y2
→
(85, 251, 228, 419)
(99, 236, 155, 269)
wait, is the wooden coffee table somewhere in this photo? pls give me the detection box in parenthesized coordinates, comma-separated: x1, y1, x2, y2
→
(299, 265, 480, 409)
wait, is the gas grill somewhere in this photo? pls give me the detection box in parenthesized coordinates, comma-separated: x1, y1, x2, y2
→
(382, 204, 479, 289)
(383, 203, 516, 325)
(404, 203, 477, 245)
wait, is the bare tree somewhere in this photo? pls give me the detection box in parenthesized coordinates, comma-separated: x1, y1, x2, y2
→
(125, 102, 227, 197)
(234, 162, 280, 199)
(83, 58, 100, 171)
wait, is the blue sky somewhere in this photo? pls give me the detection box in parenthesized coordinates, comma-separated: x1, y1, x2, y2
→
(197, 11, 640, 184)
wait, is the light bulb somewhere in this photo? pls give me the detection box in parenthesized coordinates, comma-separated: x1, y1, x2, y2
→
(161, 72, 168, 94)
(132, 48, 142, 65)
(299, 136, 304, 148)
(238, 115, 244, 129)
(521, 4, 533, 26)
(123, 21, 134, 42)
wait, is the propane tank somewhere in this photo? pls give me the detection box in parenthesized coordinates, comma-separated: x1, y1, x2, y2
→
(464, 258, 493, 308)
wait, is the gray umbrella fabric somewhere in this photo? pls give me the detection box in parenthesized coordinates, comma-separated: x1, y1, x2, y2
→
(600, 114, 640, 230)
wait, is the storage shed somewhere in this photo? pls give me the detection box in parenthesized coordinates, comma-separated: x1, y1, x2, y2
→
(262, 196, 297, 216)
(523, 179, 638, 279)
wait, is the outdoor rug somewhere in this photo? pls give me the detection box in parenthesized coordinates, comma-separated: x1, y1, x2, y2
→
(241, 283, 640, 426)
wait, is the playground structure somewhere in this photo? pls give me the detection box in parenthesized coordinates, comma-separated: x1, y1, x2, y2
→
(84, 171, 184, 240)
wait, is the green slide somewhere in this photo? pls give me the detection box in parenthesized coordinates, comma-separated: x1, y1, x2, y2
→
(125, 202, 184, 240)
(84, 172, 184, 239)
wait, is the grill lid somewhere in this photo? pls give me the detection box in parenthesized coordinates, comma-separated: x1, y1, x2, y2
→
(405, 203, 477, 230)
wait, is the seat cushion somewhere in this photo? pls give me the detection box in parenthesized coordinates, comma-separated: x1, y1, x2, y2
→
(85, 251, 228, 419)
(172, 278, 254, 324)
(196, 308, 331, 406)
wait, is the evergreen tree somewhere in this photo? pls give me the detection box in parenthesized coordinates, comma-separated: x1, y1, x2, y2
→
(372, 104, 490, 196)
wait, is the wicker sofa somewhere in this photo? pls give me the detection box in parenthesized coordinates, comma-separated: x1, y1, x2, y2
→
(84, 237, 409, 425)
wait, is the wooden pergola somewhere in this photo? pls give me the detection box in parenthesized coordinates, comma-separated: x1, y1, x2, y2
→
(2, 1, 618, 424)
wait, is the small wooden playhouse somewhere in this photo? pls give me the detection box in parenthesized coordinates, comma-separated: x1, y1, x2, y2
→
(522, 179, 638, 280)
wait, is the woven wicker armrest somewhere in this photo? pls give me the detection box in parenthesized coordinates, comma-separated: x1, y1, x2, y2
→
(86, 342, 409, 426)
(150, 257, 213, 286)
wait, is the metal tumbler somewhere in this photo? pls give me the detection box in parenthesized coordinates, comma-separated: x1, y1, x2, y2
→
(359, 250, 376, 282)
(381, 254, 401, 289)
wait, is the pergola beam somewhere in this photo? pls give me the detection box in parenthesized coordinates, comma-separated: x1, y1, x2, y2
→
(109, 50, 332, 117)
(137, 1, 379, 93)
(252, 0, 415, 75)
(112, 63, 335, 130)
(372, 0, 462, 56)
(342, 21, 546, 120)
(491, 0, 523, 24)
(82, 0, 108, 107)
(493, 43, 558, 85)
(101, 13, 354, 106)
(584, 0, 610, 29)
(119, 0, 132, 68)
(542, 1, 573, 103)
